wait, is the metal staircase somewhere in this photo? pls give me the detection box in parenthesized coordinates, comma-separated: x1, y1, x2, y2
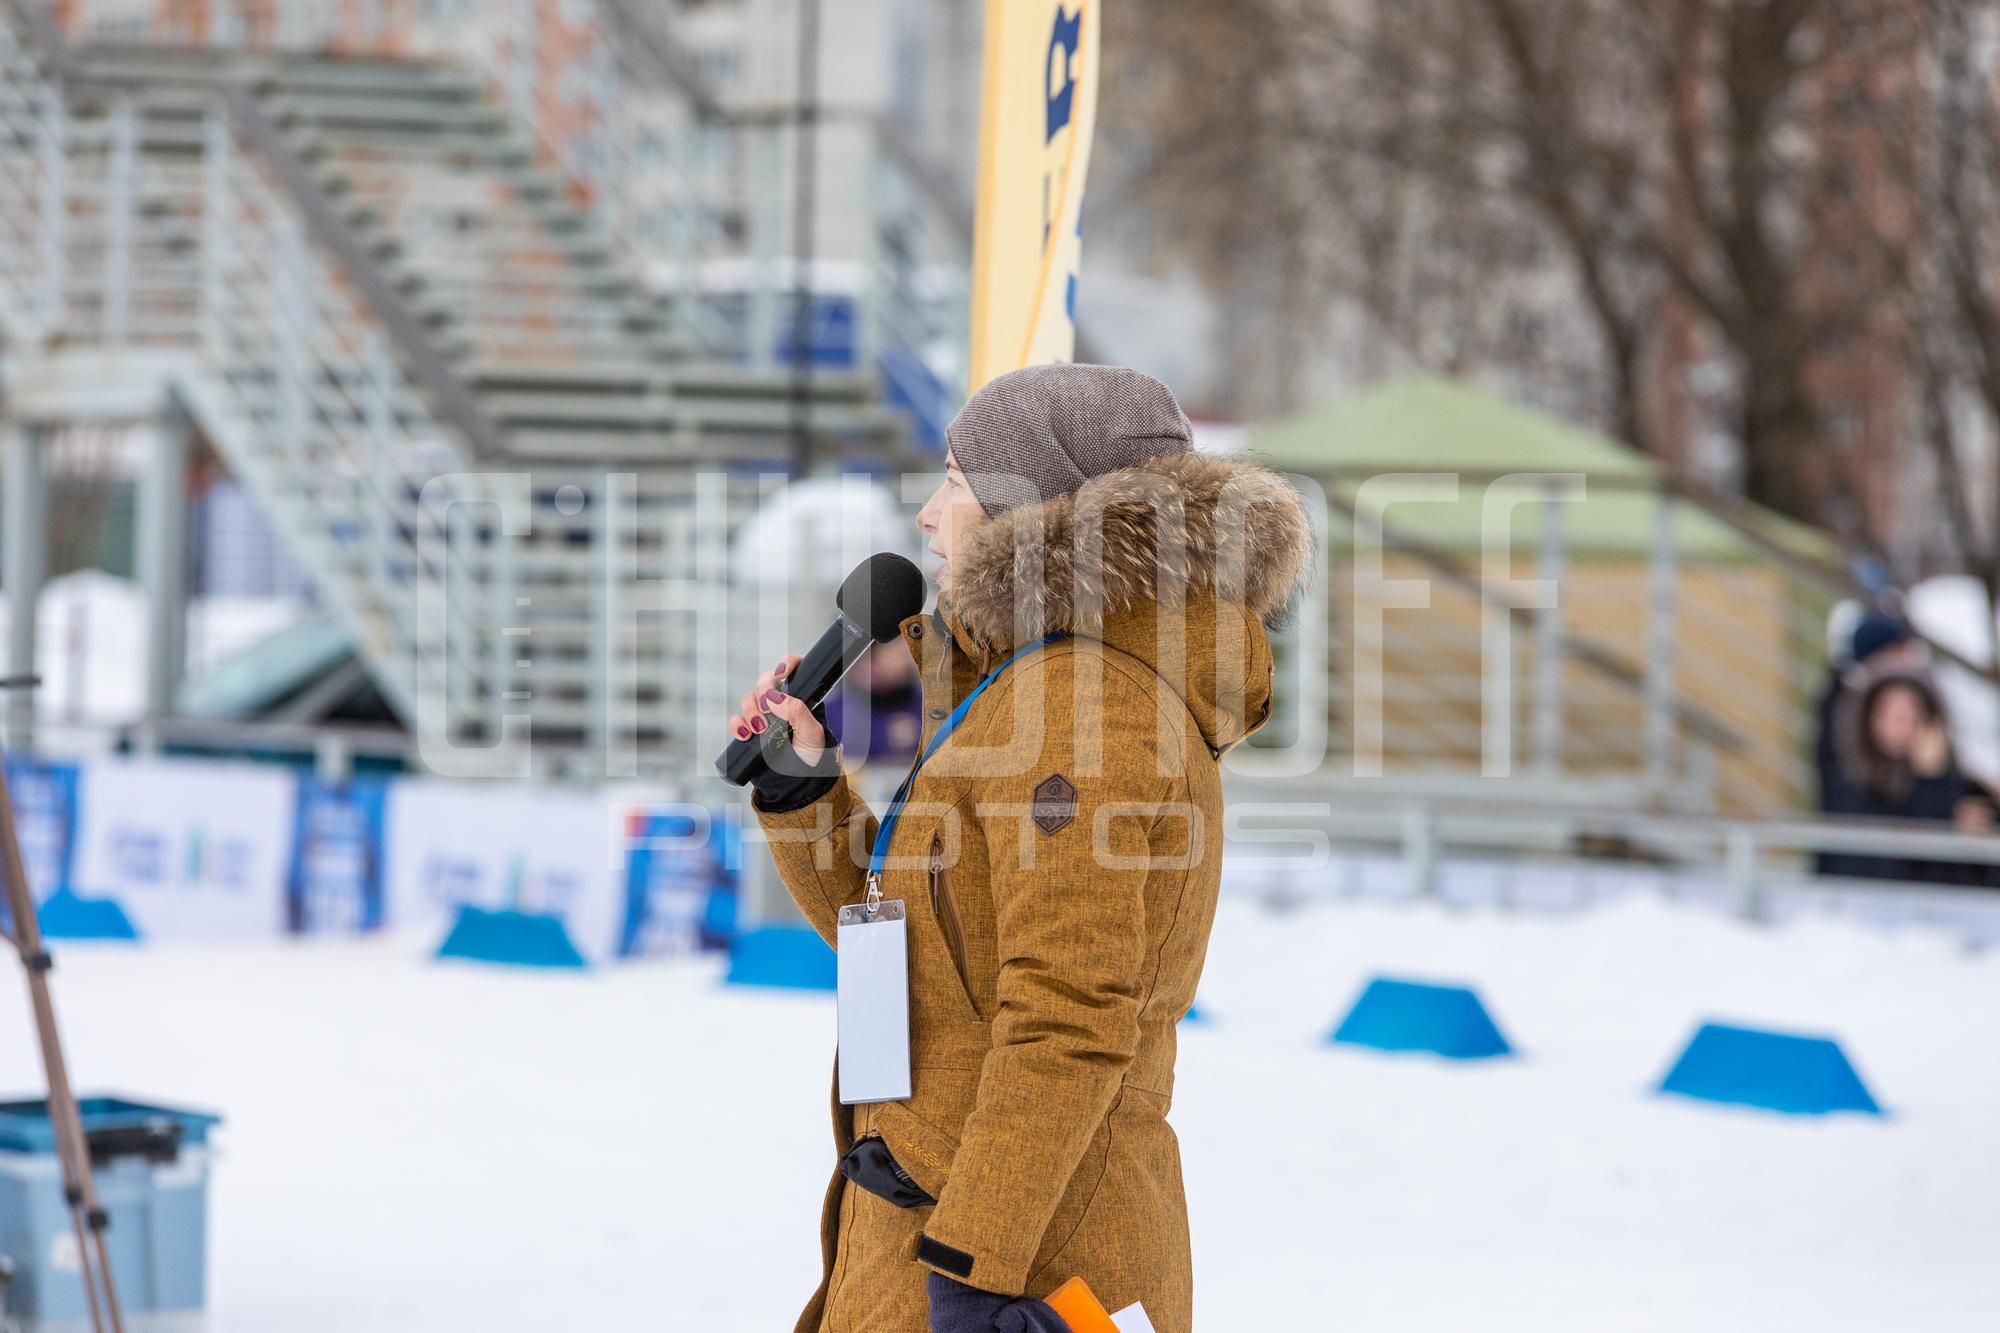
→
(0, 1, 923, 781)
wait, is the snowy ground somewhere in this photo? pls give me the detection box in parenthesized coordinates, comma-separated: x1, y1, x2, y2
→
(3, 895, 1998, 1332)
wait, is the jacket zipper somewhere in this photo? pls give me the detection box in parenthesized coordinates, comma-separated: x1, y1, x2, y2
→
(930, 836, 979, 1016)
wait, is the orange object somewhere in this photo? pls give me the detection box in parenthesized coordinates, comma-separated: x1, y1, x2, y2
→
(1044, 1277, 1119, 1333)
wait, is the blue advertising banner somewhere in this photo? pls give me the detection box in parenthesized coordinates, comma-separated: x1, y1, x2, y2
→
(384, 778, 623, 964)
(618, 803, 739, 959)
(0, 757, 80, 933)
(287, 776, 391, 934)
(71, 758, 296, 941)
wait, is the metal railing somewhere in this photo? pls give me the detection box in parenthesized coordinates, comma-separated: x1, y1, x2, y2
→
(0, 12, 53, 346)
(1225, 771, 2000, 942)
(1258, 466, 1849, 816)
(56, 0, 395, 56)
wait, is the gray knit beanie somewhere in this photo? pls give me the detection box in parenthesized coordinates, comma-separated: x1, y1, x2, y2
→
(946, 364, 1194, 516)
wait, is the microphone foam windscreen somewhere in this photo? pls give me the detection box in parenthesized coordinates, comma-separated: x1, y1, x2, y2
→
(837, 553, 927, 642)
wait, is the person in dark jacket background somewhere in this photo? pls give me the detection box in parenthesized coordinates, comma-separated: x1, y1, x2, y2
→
(822, 641, 925, 769)
(1820, 661, 2000, 885)
(1815, 610, 1922, 820)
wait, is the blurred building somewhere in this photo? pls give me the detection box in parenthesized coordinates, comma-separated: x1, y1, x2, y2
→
(0, 0, 974, 779)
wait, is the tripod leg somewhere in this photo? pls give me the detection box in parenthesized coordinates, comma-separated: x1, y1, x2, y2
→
(0, 761, 121, 1333)
(67, 1195, 104, 1333)
(90, 1222, 125, 1333)
(10, 944, 116, 1333)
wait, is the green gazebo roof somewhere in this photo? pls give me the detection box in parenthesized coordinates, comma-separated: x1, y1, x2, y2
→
(1249, 377, 1834, 563)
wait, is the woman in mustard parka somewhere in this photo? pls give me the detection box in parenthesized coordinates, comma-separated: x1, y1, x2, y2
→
(726, 364, 1314, 1333)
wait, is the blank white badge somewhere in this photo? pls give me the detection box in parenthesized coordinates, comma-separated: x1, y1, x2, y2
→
(1111, 1303, 1158, 1333)
(837, 900, 912, 1105)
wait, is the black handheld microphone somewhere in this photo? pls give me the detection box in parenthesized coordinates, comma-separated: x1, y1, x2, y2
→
(715, 552, 928, 787)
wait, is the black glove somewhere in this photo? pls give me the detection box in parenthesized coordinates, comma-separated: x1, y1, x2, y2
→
(927, 1273, 1071, 1333)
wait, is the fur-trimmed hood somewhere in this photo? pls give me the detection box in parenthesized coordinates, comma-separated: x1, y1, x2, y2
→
(938, 451, 1315, 751)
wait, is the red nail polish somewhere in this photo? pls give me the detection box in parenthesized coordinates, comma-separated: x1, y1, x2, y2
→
(750, 716, 766, 734)
(764, 689, 784, 704)
(734, 726, 750, 740)
(773, 661, 788, 676)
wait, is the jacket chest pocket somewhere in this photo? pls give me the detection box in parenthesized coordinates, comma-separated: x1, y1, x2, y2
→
(929, 834, 981, 1018)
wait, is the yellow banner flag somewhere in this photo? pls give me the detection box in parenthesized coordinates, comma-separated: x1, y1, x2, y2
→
(967, 0, 1101, 392)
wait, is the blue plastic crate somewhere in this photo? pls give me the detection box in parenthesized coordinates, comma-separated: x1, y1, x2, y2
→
(0, 1096, 221, 1331)
(0, 1099, 219, 1155)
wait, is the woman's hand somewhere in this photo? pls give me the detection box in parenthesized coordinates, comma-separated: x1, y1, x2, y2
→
(1912, 718, 1952, 778)
(1954, 795, 1996, 835)
(727, 655, 829, 767)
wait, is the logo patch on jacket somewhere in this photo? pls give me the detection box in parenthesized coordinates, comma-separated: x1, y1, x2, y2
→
(1032, 773, 1079, 834)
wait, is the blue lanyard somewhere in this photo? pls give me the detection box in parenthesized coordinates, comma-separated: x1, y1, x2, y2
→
(863, 632, 1068, 908)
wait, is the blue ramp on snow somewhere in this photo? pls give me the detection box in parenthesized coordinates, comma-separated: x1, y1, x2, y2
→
(436, 906, 588, 969)
(726, 925, 835, 991)
(1329, 977, 1513, 1059)
(37, 889, 139, 941)
(1658, 1022, 1882, 1116)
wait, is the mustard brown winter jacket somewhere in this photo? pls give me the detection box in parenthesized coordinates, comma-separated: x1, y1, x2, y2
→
(753, 451, 1314, 1333)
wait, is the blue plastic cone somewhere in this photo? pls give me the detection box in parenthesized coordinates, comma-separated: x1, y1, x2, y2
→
(1328, 976, 1513, 1060)
(36, 889, 139, 941)
(436, 905, 588, 969)
(1658, 1022, 1882, 1116)
(725, 925, 835, 990)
